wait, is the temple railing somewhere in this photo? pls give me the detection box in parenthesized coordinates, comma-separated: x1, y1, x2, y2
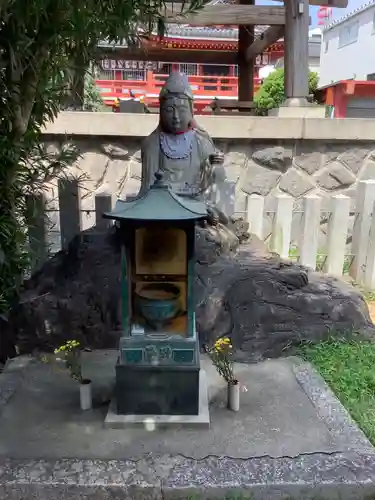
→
(96, 71, 262, 110)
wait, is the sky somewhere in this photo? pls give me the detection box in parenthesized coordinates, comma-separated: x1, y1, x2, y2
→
(256, 0, 365, 27)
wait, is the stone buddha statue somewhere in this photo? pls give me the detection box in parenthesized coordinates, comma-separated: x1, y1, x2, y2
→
(140, 71, 225, 200)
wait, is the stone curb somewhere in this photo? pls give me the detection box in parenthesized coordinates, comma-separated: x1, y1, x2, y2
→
(0, 356, 34, 414)
(2, 356, 375, 499)
(1, 453, 375, 500)
(291, 356, 374, 454)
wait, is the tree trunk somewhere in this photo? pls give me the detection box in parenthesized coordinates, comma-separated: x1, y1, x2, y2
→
(0, 162, 21, 361)
(63, 56, 87, 110)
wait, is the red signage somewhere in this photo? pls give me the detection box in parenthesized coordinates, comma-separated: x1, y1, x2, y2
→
(318, 6, 332, 25)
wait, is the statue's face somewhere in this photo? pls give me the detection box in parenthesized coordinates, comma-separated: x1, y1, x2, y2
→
(160, 96, 192, 134)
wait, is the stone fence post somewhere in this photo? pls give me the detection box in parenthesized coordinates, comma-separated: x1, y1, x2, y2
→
(324, 195, 350, 277)
(95, 190, 113, 230)
(364, 200, 375, 289)
(246, 194, 264, 239)
(58, 177, 82, 250)
(269, 194, 293, 259)
(25, 193, 48, 271)
(299, 195, 321, 269)
(350, 180, 375, 282)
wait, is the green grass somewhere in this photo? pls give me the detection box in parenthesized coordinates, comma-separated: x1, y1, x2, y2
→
(288, 246, 352, 274)
(288, 246, 351, 274)
(353, 284, 375, 303)
(300, 339, 375, 445)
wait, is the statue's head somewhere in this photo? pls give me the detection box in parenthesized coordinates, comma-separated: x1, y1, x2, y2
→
(159, 72, 194, 134)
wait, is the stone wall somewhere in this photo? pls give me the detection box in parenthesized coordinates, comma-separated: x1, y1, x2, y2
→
(44, 137, 375, 214)
(42, 113, 375, 239)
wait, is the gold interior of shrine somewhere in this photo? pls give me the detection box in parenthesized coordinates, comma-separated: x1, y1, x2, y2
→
(131, 227, 188, 335)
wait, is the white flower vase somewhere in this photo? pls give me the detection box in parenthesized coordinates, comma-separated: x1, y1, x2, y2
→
(80, 379, 92, 411)
(227, 381, 240, 411)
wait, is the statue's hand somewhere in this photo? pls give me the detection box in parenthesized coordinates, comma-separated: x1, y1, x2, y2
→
(209, 152, 224, 165)
(207, 206, 220, 226)
(213, 165, 226, 183)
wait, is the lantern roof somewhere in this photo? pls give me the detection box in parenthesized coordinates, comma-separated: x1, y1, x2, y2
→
(103, 173, 208, 222)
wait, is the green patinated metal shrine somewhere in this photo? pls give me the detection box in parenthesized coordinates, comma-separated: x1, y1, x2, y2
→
(103, 172, 207, 415)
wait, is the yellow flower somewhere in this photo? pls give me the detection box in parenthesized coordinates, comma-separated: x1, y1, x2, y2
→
(213, 337, 232, 351)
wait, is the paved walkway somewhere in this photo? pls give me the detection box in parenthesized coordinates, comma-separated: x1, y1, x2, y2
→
(0, 351, 375, 499)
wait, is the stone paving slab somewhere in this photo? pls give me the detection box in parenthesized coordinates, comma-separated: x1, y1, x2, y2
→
(0, 351, 375, 499)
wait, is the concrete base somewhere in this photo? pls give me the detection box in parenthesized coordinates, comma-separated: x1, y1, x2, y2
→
(104, 369, 210, 429)
(1, 352, 375, 499)
(268, 103, 326, 118)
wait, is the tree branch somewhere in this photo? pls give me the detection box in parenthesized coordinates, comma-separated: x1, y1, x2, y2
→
(10, 45, 49, 140)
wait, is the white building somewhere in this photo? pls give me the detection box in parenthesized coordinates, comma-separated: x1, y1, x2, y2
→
(271, 28, 322, 77)
(308, 28, 323, 75)
(320, 0, 375, 87)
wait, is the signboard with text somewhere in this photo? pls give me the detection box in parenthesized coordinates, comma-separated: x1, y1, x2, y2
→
(254, 53, 270, 67)
(100, 60, 161, 71)
(101, 55, 272, 71)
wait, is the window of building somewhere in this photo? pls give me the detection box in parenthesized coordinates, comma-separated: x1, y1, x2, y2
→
(122, 70, 146, 81)
(338, 20, 359, 47)
(367, 73, 375, 81)
(98, 69, 116, 80)
(155, 63, 173, 75)
(178, 64, 198, 76)
(202, 64, 230, 77)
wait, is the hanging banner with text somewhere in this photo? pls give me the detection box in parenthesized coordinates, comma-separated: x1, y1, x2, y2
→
(100, 60, 163, 71)
(254, 54, 270, 67)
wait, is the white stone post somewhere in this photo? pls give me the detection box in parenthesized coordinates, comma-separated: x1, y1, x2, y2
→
(269, 194, 293, 259)
(95, 190, 113, 230)
(299, 194, 321, 270)
(350, 180, 375, 282)
(324, 194, 351, 277)
(363, 200, 375, 289)
(25, 193, 48, 272)
(58, 177, 82, 250)
(246, 194, 264, 239)
(215, 181, 236, 217)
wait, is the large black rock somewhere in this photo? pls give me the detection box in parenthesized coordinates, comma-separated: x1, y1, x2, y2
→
(10, 224, 374, 362)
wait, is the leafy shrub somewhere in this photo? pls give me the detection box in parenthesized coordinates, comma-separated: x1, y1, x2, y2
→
(254, 68, 319, 113)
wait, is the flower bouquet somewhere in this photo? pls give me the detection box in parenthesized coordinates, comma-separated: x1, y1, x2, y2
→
(206, 337, 240, 411)
(41, 340, 92, 410)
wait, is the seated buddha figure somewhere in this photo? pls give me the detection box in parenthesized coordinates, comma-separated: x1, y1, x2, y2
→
(140, 71, 225, 201)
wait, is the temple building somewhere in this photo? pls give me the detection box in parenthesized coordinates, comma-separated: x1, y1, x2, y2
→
(96, 20, 322, 112)
(97, 0, 346, 115)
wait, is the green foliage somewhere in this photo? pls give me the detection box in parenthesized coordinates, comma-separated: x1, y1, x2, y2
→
(83, 73, 106, 112)
(254, 68, 285, 112)
(0, 0, 205, 330)
(254, 69, 320, 112)
(308, 71, 319, 96)
(300, 338, 375, 445)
